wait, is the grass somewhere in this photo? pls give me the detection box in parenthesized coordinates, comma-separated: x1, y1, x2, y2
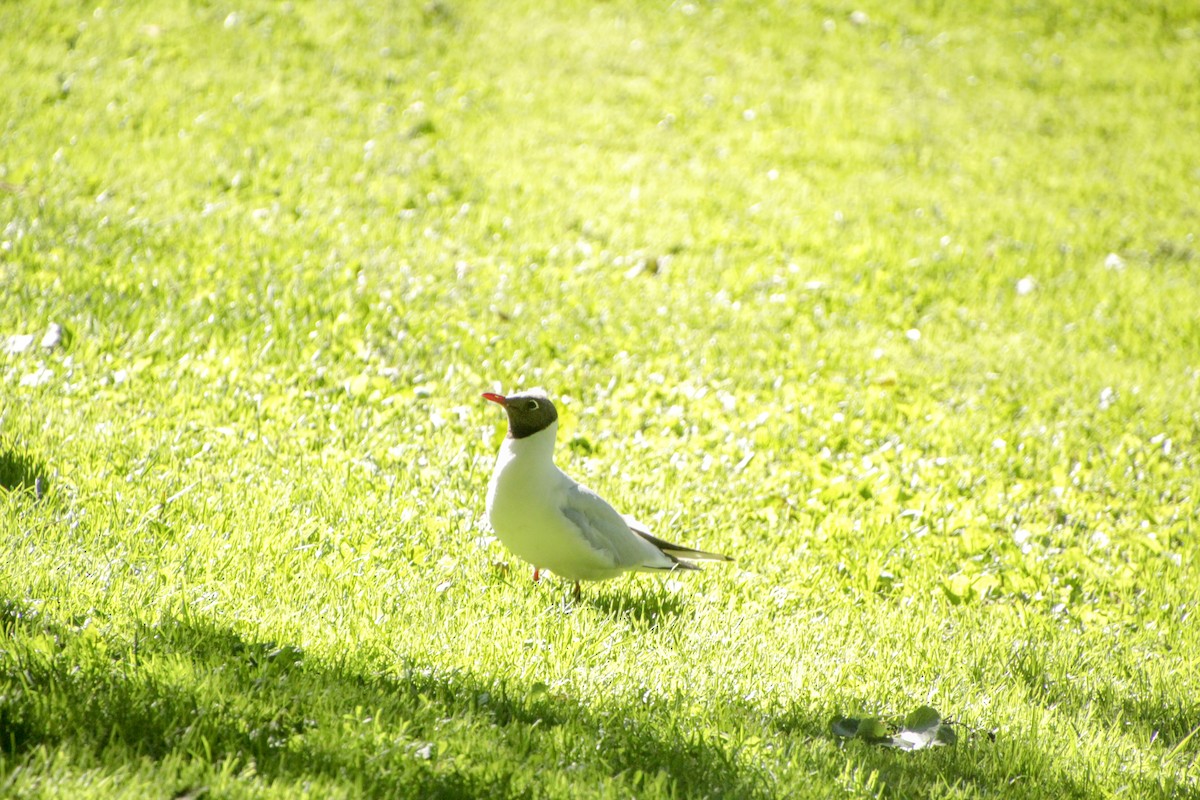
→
(2, 0, 1199, 797)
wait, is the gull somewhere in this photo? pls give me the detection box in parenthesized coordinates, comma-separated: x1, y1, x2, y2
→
(483, 388, 731, 600)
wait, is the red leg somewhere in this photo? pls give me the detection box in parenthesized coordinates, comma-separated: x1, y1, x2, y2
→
(533, 567, 540, 583)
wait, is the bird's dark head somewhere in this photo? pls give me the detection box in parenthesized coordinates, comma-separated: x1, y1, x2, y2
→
(482, 388, 558, 439)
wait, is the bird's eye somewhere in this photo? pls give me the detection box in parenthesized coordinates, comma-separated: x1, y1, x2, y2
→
(526, 399, 540, 411)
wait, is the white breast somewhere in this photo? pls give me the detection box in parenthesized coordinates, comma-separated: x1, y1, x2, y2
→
(485, 423, 628, 581)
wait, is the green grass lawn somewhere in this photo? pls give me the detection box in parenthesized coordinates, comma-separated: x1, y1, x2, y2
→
(3, 0, 1199, 797)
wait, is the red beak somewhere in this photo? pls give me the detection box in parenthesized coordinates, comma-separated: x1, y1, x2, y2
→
(481, 392, 508, 407)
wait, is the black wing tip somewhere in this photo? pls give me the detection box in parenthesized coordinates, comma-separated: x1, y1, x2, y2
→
(631, 527, 733, 564)
(663, 548, 734, 563)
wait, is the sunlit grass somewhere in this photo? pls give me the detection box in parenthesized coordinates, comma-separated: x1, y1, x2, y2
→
(2, 0, 1199, 797)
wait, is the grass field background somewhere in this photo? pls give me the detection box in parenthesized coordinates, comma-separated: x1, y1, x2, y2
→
(2, 1, 1199, 797)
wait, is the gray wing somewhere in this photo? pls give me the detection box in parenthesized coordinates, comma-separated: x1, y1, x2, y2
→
(559, 483, 677, 571)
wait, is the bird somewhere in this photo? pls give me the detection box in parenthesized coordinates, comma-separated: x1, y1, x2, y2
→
(482, 388, 731, 600)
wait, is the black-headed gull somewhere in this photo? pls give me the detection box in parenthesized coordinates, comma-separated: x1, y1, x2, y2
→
(483, 388, 731, 600)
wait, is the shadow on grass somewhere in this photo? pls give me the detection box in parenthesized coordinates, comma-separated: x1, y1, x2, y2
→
(1008, 638, 1200, 757)
(0, 599, 768, 798)
(1, 599, 1192, 799)
(582, 585, 690, 628)
(771, 691, 1195, 800)
(0, 442, 48, 496)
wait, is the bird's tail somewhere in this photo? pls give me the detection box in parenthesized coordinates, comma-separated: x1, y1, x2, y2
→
(624, 515, 734, 563)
